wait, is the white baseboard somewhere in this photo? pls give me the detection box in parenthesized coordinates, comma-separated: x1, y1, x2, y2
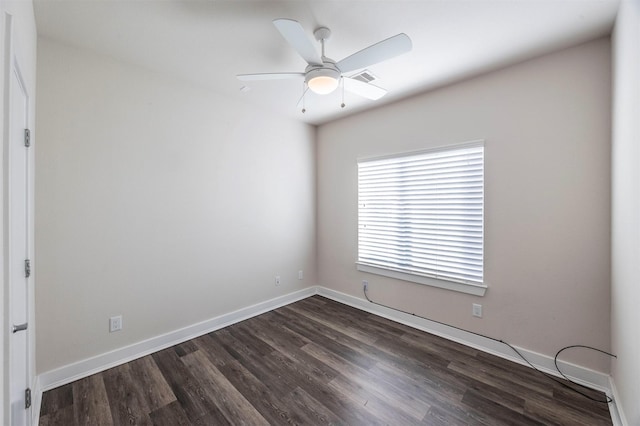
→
(316, 287, 612, 394)
(608, 377, 628, 426)
(37, 287, 317, 393)
(35, 285, 617, 426)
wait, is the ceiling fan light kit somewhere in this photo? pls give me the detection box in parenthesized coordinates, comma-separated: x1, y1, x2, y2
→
(237, 18, 412, 110)
(305, 66, 340, 94)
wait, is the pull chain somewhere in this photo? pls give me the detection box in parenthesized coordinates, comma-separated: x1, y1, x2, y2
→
(302, 81, 306, 113)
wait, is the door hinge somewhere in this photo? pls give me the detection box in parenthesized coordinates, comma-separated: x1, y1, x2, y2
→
(25, 388, 31, 409)
(24, 128, 30, 147)
(25, 259, 31, 278)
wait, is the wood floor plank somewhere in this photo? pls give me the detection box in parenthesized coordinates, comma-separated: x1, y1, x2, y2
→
(101, 363, 152, 426)
(242, 313, 313, 358)
(40, 383, 73, 416)
(372, 342, 470, 398)
(399, 327, 480, 360)
(283, 301, 379, 344)
(249, 310, 312, 348)
(128, 355, 177, 412)
(151, 347, 231, 425)
(214, 355, 306, 424)
(448, 356, 555, 398)
(39, 405, 75, 426)
(181, 349, 269, 426)
(280, 387, 344, 425)
(148, 400, 190, 426)
(264, 341, 339, 388)
(368, 336, 474, 406)
(72, 375, 114, 425)
(369, 360, 467, 409)
(304, 297, 406, 341)
(260, 342, 385, 425)
(423, 403, 497, 426)
(523, 389, 614, 426)
(40, 295, 612, 426)
(276, 308, 380, 370)
(194, 333, 306, 424)
(191, 333, 238, 369)
(461, 389, 545, 425)
(173, 340, 198, 358)
(211, 330, 298, 398)
(373, 334, 452, 369)
(234, 320, 339, 384)
(302, 341, 431, 420)
(227, 323, 277, 356)
(551, 384, 612, 419)
(462, 379, 527, 414)
(285, 299, 381, 345)
(473, 350, 567, 395)
(327, 373, 423, 425)
(422, 405, 472, 426)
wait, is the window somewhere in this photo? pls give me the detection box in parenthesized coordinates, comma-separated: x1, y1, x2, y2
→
(357, 141, 486, 296)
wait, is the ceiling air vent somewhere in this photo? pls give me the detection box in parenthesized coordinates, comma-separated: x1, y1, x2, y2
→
(350, 69, 378, 84)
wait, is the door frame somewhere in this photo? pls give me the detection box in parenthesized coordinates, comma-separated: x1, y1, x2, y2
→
(2, 10, 35, 426)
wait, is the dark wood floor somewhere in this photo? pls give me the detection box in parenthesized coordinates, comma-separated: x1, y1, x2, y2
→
(39, 296, 612, 425)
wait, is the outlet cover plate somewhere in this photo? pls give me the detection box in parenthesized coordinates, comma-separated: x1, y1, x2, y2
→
(472, 304, 482, 318)
(109, 315, 122, 332)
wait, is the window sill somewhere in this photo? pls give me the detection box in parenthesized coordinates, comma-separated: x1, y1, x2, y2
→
(356, 263, 487, 296)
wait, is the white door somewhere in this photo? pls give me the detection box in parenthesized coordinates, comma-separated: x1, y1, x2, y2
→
(8, 57, 31, 426)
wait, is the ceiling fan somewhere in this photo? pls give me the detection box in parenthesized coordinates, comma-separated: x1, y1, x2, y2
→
(237, 19, 412, 108)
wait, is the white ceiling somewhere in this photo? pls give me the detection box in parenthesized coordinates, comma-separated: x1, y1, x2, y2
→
(34, 0, 620, 125)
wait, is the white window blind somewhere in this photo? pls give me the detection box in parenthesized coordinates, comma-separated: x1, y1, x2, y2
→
(357, 142, 484, 287)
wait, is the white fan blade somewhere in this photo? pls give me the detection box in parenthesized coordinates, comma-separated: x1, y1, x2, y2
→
(337, 33, 412, 74)
(237, 72, 304, 81)
(273, 19, 322, 66)
(343, 77, 387, 100)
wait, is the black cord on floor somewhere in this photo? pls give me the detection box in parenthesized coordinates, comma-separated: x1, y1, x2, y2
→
(363, 286, 615, 404)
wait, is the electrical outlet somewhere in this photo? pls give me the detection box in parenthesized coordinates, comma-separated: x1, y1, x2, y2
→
(298, 270, 303, 280)
(109, 315, 123, 332)
(275, 275, 281, 286)
(362, 280, 368, 291)
(472, 304, 482, 318)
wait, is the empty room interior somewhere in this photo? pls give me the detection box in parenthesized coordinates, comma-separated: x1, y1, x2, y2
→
(1, 0, 639, 425)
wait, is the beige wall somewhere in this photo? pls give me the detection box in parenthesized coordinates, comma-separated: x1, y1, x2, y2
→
(611, 1, 640, 424)
(0, 0, 37, 423)
(317, 38, 612, 371)
(35, 39, 317, 374)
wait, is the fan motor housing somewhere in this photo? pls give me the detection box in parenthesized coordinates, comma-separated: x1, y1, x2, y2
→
(305, 63, 341, 85)
(304, 63, 341, 94)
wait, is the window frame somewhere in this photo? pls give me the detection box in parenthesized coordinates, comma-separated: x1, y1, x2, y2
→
(356, 140, 487, 296)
